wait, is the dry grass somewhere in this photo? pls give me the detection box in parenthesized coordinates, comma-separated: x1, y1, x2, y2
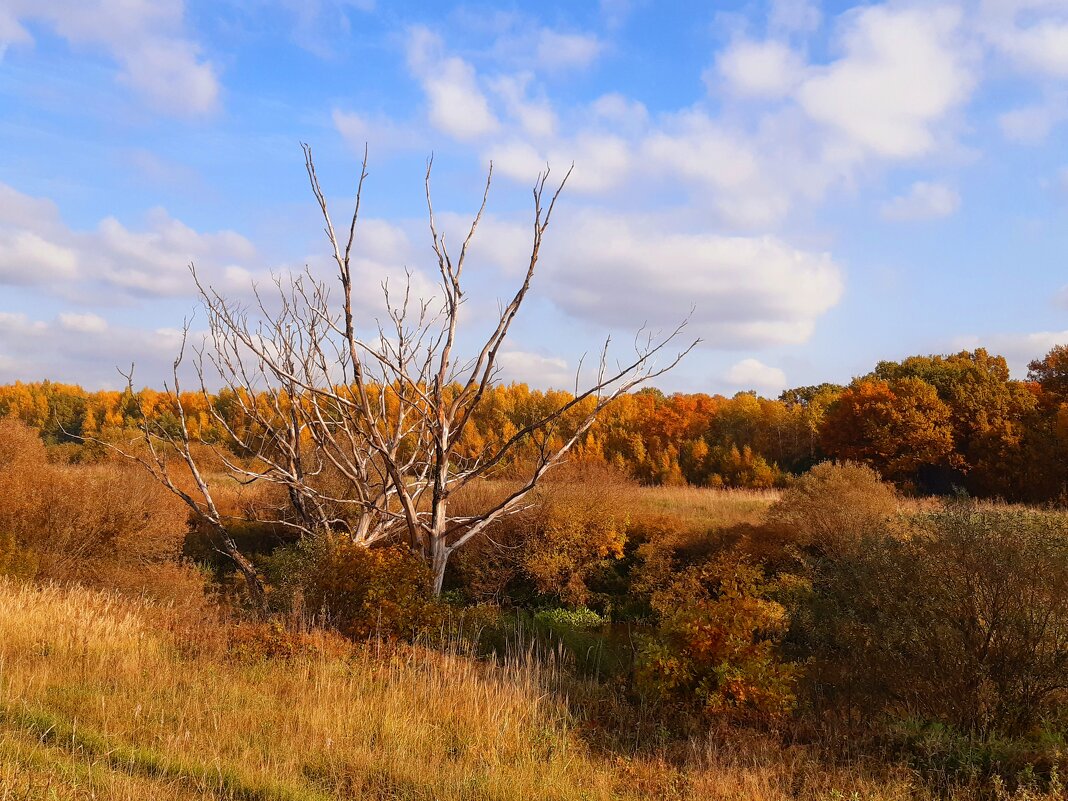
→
(628, 485, 778, 531)
(2, 580, 1052, 801)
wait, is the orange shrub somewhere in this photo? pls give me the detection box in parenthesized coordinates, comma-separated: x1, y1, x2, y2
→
(275, 538, 441, 641)
(450, 465, 631, 606)
(763, 460, 899, 557)
(635, 553, 798, 726)
(0, 418, 196, 600)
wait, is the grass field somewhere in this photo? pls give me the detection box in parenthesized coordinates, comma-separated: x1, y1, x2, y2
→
(3, 575, 1058, 801)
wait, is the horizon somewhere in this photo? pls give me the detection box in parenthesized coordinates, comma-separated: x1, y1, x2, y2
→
(3, 1, 1068, 395)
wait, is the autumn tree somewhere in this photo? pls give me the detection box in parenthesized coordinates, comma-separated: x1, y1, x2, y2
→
(112, 147, 694, 599)
(1028, 343, 1068, 400)
(820, 377, 957, 485)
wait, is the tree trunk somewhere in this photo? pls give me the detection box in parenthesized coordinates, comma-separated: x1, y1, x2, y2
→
(215, 525, 267, 613)
(429, 535, 449, 596)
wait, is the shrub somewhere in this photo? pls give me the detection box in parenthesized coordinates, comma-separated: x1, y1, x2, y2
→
(0, 418, 192, 594)
(450, 466, 631, 607)
(764, 460, 899, 557)
(271, 537, 441, 641)
(798, 502, 1068, 738)
(635, 553, 798, 726)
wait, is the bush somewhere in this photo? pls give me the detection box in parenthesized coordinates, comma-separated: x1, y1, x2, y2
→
(0, 418, 194, 597)
(269, 537, 441, 641)
(797, 502, 1068, 739)
(450, 466, 631, 607)
(635, 553, 798, 726)
(764, 460, 899, 557)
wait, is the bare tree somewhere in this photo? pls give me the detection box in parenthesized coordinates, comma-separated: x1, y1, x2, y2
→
(117, 146, 696, 597)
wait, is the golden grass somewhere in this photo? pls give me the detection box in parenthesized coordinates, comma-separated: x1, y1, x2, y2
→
(2, 579, 1052, 801)
(628, 486, 777, 531)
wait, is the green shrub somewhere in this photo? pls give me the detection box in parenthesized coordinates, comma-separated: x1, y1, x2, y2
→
(533, 606, 606, 631)
(797, 502, 1068, 738)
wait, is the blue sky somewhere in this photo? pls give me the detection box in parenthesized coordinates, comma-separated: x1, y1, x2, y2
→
(2, 0, 1068, 395)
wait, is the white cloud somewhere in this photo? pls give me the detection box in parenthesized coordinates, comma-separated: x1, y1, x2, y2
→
(0, 231, 78, 285)
(979, 0, 1068, 79)
(0, 182, 255, 298)
(0, 0, 219, 116)
(998, 97, 1067, 143)
(496, 350, 573, 389)
(951, 330, 1068, 376)
(538, 212, 843, 347)
(640, 111, 801, 227)
(332, 109, 423, 153)
(406, 26, 499, 140)
(769, 0, 822, 34)
(712, 39, 805, 99)
(0, 181, 442, 328)
(489, 132, 631, 193)
(489, 74, 557, 138)
(590, 93, 648, 129)
(58, 312, 108, 333)
(0, 311, 207, 388)
(93, 210, 257, 296)
(796, 5, 974, 158)
(880, 181, 961, 221)
(535, 30, 603, 71)
(725, 358, 788, 393)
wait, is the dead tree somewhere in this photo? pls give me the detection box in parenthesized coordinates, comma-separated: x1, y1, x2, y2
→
(120, 146, 696, 597)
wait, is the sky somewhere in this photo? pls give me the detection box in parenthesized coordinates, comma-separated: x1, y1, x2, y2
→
(2, 0, 1068, 396)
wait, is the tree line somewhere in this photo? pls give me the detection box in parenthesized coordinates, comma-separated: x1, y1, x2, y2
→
(4, 343, 1068, 502)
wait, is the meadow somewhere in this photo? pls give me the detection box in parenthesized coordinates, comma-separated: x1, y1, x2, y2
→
(0, 416, 1066, 800)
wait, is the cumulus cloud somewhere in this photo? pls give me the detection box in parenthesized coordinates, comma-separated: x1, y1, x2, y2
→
(535, 29, 603, 71)
(796, 5, 975, 159)
(0, 311, 202, 388)
(58, 312, 108, 333)
(952, 330, 1068, 376)
(406, 26, 499, 140)
(536, 212, 843, 348)
(725, 358, 788, 393)
(998, 97, 1068, 144)
(332, 109, 424, 153)
(489, 74, 557, 139)
(496, 350, 573, 389)
(979, 0, 1068, 79)
(0, 231, 78, 285)
(880, 181, 961, 221)
(0, 0, 219, 115)
(769, 0, 822, 34)
(0, 181, 435, 313)
(488, 132, 631, 192)
(712, 39, 805, 99)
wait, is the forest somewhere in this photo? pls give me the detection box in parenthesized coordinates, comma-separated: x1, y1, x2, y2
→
(1, 345, 1067, 800)
(4, 343, 1068, 501)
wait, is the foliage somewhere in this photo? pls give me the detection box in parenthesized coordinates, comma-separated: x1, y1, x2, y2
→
(635, 554, 798, 725)
(820, 377, 958, 484)
(764, 460, 899, 556)
(797, 502, 1068, 738)
(0, 418, 195, 597)
(450, 465, 631, 607)
(7, 342, 1068, 503)
(268, 537, 442, 641)
(533, 606, 606, 631)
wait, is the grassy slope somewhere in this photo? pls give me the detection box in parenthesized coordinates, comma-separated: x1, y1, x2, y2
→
(0, 485, 1046, 801)
(0, 578, 943, 801)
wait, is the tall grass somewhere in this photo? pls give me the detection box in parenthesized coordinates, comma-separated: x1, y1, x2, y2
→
(2, 580, 1054, 800)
